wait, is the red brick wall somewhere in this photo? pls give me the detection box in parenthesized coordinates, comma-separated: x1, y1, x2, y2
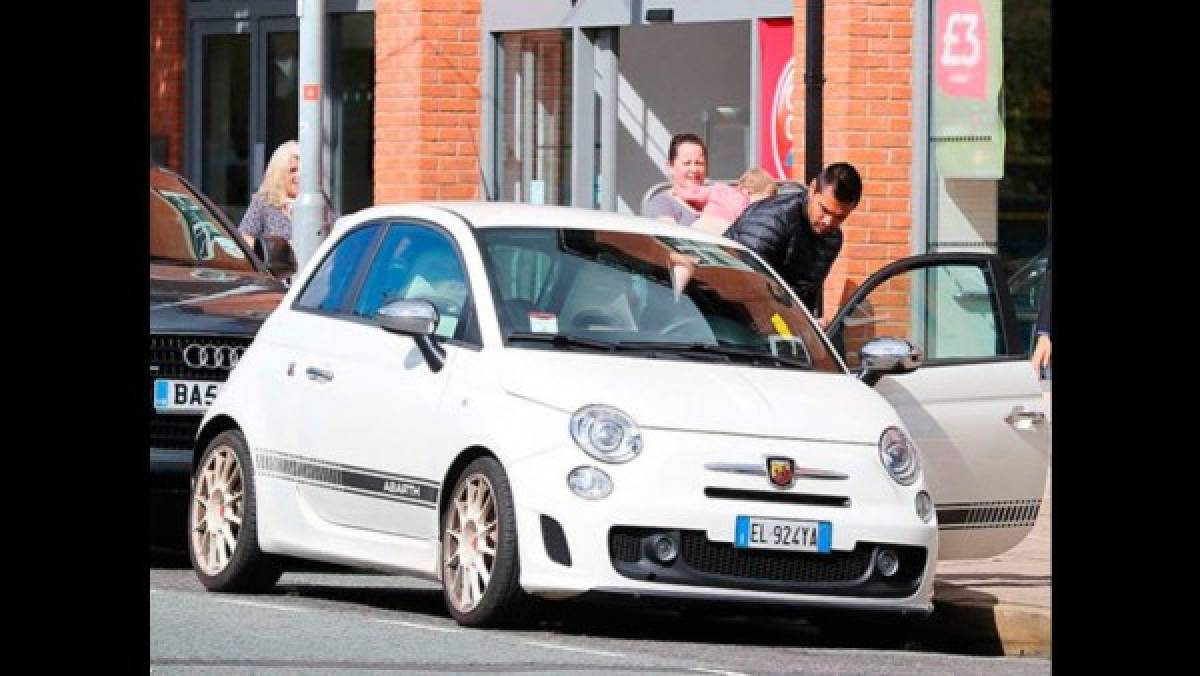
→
(791, 0, 914, 318)
(150, 0, 186, 172)
(375, 0, 482, 203)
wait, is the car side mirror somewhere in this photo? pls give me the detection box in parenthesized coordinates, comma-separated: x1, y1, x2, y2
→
(858, 337, 921, 387)
(254, 236, 297, 279)
(377, 300, 445, 372)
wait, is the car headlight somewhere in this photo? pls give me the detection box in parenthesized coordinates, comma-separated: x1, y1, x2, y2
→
(879, 426, 919, 485)
(569, 405, 643, 463)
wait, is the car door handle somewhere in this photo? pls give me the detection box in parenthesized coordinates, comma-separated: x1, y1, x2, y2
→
(305, 367, 334, 383)
(1005, 405, 1046, 429)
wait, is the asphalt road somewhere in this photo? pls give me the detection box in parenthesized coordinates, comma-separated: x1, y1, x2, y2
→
(150, 559, 1050, 675)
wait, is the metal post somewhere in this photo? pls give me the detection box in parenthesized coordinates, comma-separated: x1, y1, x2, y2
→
(293, 0, 326, 269)
(804, 0, 825, 184)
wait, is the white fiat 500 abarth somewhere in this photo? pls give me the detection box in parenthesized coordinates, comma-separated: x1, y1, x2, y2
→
(188, 202, 1049, 626)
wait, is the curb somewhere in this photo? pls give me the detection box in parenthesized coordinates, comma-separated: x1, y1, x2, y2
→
(927, 596, 1051, 658)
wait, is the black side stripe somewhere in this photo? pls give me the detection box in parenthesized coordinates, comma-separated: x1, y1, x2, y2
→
(259, 471, 437, 509)
(255, 450, 439, 509)
(261, 448, 440, 488)
(936, 499, 1041, 530)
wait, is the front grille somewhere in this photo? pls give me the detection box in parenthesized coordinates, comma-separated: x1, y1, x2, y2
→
(704, 487, 851, 508)
(679, 531, 871, 582)
(608, 526, 927, 596)
(610, 530, 643, 563)
(149, 334, 252, 380)
(148, 334, 252, 452)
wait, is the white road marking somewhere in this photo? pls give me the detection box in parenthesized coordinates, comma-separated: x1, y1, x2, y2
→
(689, 669, 749, 676)
(217, 598, 305, 613)
(374, 619, 461, 633)
(521, 640, 626, 658)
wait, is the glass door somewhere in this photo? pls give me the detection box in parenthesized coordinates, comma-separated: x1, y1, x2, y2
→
(192, 21, 251, 223)
(260, 18, 300, 182)
(256, 18, 300, 212)
(495, 30, 573, 206)
(189, 19, 298, 226)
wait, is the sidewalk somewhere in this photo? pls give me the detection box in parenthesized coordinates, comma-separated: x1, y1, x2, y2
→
(927, 461, 1052, 657)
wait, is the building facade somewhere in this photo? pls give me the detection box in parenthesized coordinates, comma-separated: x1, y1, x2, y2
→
(150, 0, 1049, 327)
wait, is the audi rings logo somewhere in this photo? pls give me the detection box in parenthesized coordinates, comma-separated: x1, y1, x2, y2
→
(183, 343, 245, 370)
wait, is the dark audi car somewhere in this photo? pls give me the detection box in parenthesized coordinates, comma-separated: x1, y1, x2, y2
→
(150, 165, 291, 544)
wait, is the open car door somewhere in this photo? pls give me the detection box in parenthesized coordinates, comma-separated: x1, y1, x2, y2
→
(827, 253, 1049, 560)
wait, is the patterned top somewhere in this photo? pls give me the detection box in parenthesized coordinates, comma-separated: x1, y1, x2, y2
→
(238, 194, 294, 240)
(238, 193, 337, 240)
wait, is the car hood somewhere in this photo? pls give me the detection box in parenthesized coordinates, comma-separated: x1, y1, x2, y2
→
(150, 263, 287, 335)
(498, 348, 893, 444)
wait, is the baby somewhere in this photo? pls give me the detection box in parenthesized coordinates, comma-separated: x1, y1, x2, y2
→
(691, 168, 779, 235)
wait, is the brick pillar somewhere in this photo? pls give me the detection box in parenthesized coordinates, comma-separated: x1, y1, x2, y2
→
(375, 0, 482, 203)
(791, 0, 914, 318)
(150, 0, 186, 172)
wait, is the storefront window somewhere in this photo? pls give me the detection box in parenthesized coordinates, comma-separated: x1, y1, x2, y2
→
(332, 13, 375, 214)
(495, 31, 573, 206)
(201, 34, 251, 220)
(925, 0, 1050, 353)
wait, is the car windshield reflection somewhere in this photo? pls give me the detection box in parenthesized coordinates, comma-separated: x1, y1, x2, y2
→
(477, 227, 842, 373)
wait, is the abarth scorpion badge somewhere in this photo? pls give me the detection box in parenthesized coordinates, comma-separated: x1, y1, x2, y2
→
(767, 457, 794, 488)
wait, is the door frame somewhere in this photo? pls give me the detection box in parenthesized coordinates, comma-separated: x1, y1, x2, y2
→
(826, 252, 1025, 367)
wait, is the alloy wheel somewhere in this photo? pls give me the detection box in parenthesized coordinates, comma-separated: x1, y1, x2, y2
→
(190, 444, 245, 576)
(442, 474, 498, 613)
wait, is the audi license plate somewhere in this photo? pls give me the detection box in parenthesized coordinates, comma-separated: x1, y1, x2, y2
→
(734, 516, 832, 553)
(154, 379, 221, 414)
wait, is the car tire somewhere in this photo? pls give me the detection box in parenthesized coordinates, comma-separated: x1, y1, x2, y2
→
(440, 456, 530, 627)
(188, 429, 282, 593)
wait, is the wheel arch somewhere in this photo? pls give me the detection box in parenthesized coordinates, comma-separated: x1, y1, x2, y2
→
(193, 414, 243, 473)
(439, 445, 501, 520)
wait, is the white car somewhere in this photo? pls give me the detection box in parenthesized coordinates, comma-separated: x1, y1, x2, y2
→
(188, 202, 1049, 626)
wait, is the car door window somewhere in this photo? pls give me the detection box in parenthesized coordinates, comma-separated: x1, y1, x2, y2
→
(295, 224, 381, 313)
(838, 262, 1006, 370)
(351, 223, 470, 341)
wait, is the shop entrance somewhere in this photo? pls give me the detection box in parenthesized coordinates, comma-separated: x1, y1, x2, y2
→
(484, 1, 793, 215)
(184, 2, 375, 224)
(613, 21, 752, 214)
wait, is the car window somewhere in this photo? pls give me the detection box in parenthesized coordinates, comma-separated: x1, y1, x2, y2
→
(839, 263, 1005, 369)
(149, 170, 255, 272)
(1007, 250, 1048, 355)
(477, 228, 842, 373)
(351, 223, 470, 341)
(295, 224, 381, 314)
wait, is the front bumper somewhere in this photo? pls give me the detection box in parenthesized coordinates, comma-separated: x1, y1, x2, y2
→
(506, 428, 937, 612)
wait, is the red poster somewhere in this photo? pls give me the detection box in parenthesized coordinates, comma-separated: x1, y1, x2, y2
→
(759, 19, 795, 180)
(935, 0, 988, 100)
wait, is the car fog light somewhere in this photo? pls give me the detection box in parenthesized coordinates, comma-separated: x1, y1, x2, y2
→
(567, 466, 613, 500)
(915, 490, 933, 523)
(876, 549, 900, 577)
(652, 535, 678, 564)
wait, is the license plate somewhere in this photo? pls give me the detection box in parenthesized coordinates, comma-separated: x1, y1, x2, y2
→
(734, 516, 832, 553)
(153, 379, 221, 414)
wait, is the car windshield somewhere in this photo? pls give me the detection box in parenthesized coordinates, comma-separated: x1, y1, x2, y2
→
(477, 227, 843, 373)
(150, 168, 256, 272)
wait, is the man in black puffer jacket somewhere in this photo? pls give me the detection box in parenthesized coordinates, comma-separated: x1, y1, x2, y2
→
(725, 163, 862, 323)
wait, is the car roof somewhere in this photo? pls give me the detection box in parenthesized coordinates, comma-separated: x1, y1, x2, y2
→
(345, 201, 742, 247)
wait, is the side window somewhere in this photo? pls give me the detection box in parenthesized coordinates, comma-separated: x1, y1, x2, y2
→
(295, 224, 381, 313)
(840, 263, 1004, 369)
(352, 224, 470, 341)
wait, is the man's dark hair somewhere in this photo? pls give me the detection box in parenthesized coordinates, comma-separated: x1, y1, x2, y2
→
(815, 162, 863, 205)
(667, 132, 707, 163)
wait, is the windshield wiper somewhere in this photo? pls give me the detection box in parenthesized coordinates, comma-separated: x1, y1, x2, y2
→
(506, 332, 616, 352)
(615, 341, 811, 369)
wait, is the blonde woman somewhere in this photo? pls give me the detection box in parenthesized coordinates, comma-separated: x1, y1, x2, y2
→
(239, 140, 302, 247)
